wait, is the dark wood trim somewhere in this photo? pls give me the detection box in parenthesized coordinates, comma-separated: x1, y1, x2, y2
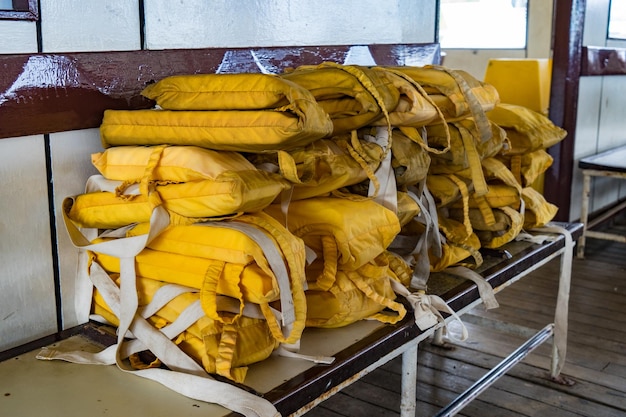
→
(545, 0, 586, 221)
(581, 46, 626, 76)
(0, 43, 440, 140)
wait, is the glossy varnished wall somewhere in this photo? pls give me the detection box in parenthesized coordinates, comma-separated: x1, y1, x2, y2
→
(0, 0, 438, 352)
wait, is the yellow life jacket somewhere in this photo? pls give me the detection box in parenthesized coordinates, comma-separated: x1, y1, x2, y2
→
(496, 149, 553, 187)
(68, 145, 291, 228)
(390, 128, 431, 188)
(141, 73, 307, 111)
(429, 216, 483, 272)
(281, 62, 398, 135)
(522, 186, 559, 229)
(92, 274, 277, 383)
(264, 197, 401, 284)
(92, 212, 308, 346)
(386, 65, 499, 144)
(91, 144, 273, 184)
(303, 255, 406, 328)
(487, 103, 567, 155)
(249, 133, 384, 201)
(101, 72, 333, 152)
(369, 67, 440, 127)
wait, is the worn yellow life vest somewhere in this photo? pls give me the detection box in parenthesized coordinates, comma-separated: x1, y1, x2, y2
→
(487, 103, 567, 155)
(386, 65, 500, 148)
(141, 73, 305, 111)
(303, 255, 407, 328)
(429, 216, 483, 272)
(101, 73, 334, 152)
(390, 128, 431, 188)
(369, 67, 440, 127)
(92, 274, 277, 383)
(522, 186, 559, 229)
(264, 197, 401, 283)
(68, 146, 291, 228)
(92, 212, 308, 346)
(281, 62, 398, 135)
(249, 133, 384, 201)
(497, 149, 553, 188)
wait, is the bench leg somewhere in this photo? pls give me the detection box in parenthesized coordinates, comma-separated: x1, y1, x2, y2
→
(577, 173, 591, 259)
(400, 338, 419, 417)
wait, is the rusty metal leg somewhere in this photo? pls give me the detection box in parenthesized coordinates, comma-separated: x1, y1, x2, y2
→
(400, 338, 418, 417)
(577, 172, 591, 259)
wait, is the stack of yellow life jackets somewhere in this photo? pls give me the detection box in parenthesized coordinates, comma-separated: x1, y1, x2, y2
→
(56, 64, 569, 415)
(487, 103, 566, 228)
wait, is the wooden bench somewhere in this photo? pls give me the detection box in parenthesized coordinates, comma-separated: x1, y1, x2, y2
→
(577, 145, 626, 258)
(0, 43, 582, 417)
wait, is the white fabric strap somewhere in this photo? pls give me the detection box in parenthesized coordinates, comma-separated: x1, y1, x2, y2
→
(530, 223, 574, 377)
(199, 221, 296, 328)
(445, 266, 500, 310)
(366, 126, 398, 212)
(390, 280, 468, 341)
(275, 345, 335, 364)
(139, 283, 198, 319)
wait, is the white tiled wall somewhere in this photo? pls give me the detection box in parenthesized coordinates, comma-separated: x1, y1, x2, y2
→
(40, 0, 140, 52)
(50, 130, 104, 329)
(144, 0, 437, 49)
(0, 136, 57, 350)
(0, 20, 38, 53)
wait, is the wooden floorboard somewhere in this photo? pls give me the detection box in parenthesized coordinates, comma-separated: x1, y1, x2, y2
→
(304, 225, 626, 416)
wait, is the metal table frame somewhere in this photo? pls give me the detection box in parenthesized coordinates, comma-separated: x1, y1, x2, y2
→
(577, 145, 626, 258)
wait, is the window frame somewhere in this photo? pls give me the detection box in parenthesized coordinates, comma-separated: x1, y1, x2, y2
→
(0, 0, 39, 21)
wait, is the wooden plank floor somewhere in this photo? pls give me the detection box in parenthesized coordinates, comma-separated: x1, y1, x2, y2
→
(305, 218, 626, 417)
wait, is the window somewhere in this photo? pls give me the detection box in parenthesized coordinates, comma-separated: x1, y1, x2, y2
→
(439, 0, 528, 49)
(0, 0, 39, 21)
(608, 0, 626, 39)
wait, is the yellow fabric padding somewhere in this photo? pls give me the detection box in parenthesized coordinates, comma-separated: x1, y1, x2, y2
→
(369, 67, 439, 127)
(66, 169, 290, 229)
(92, 212, 307, 345)
(92, 145, 272, 183)
(396, 191, 422, 227)
(522, 186, 559, 228)
(472, 206, 524, 249)
(391, 128, 431, 187)
(264, 197, 401, 274)
(281, 63, 398, 135)
(141, 73, 309, 111)
(387, 65, 500, 125)
(92, 275, 277, 383)
(68, 192, 161, 229)
(429, 216, 483, 272)
(250, 134, 383, 201)
(93, 248, 276, 304)
(304, 256, 406, 328)
(497, 149, 553, 187)
(487, 103, 567, 155)
(100, 105, 334, 153)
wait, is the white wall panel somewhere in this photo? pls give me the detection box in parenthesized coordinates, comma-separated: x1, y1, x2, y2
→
(0, 21, 38, 53)
(570, 77, 603, 220)
(583, 0, 610, 46)
(0, 136, 57, 351)
(49, 129, 102, 329)
(40, 0, 140, 52)
(145, 0, 437, 50)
